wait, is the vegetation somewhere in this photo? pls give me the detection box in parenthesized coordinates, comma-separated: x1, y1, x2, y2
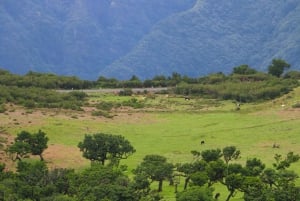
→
(1, 59, 299, 107)
(7, 130, 48, 161)
(78, 133, 136, 166)
(2, 132, 300, 201)
(0, 61, 300, 200)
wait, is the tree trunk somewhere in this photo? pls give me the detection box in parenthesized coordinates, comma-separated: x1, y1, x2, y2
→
(184, 177, 190, 190)
(158, 180, 163, 192)
(40, 154, 44, 161)
(225, 190, 235, 201)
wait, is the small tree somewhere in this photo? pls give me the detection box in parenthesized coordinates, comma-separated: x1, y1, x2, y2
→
(201, 149, 222, 162)
(232, 65, 257, 75)
(268, 58, 291, 77)
(29, 130, 49, 161)
(7, 130, 48, 161)
(134, 154, 173, 192)
(78, 133, 135, 165)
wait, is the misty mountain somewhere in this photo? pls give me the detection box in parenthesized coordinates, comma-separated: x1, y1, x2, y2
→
(0, 0, 299, 80)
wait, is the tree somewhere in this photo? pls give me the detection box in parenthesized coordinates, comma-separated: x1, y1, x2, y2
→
(232, 65, 257, 75)
(78, 133, 135, 165)
(134, 155, 173, 192)
(176, 160, 207, 190)
(7, 141, 31, 161)
(7, 130, 48, 161)
(201, 149, 222, 162)
(69, 164, 136, 201)
(244, 158, 265, 176)
(29, 130, 49, 161)
(268, 58, 291, 77)
(222, 146, 240, 166)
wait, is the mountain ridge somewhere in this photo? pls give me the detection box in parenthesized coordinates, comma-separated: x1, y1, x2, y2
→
(0, 0, 299, 80)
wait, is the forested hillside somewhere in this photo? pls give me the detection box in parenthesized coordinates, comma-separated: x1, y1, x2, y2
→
(0, 0, 196, 79)
(106, 0, 300, 79)
(0, 0, 299, 79)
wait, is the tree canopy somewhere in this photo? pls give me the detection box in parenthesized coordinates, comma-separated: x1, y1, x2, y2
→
(78, 133, 136, 165)
(268, 58, 291, 77)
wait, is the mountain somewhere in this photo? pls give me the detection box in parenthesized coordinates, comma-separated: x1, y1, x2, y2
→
(0, 0, 299, 80)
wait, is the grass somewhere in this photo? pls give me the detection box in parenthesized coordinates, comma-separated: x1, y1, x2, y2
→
(1, 88, 300, 200)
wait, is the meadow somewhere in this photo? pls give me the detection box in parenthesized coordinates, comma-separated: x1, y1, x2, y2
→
(1, 87, 300, 200)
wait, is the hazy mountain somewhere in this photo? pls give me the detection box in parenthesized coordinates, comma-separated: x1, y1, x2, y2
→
(103, 0, 300, 79)
(0, 0, 299, 80)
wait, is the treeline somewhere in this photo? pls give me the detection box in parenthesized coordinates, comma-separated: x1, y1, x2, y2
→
(175, 72, 299, 102)
(0, 69, 93, 89)
(1, 59, 299, 91)
(0, 85, 86, 111)
(1, 131, 299, 200)
(1, 59, 300, 108)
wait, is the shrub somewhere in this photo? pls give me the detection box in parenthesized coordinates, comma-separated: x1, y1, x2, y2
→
(91, 110, 113, 118)
(0, 104, 6, 113)
(292, 102, 300, 108)
(119, 89, 133, 96)
(96, 102, 114, 111)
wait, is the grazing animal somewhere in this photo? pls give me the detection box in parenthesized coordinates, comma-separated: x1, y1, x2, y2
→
(201, 140, 205, 145)
(272, 143, 280, 148)
(184, 97, 190, 101)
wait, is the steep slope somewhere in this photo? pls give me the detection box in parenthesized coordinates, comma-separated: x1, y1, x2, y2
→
(0, 0, 196, 79)
(103, 0, 300, 79)
(0, 0, 299, 80)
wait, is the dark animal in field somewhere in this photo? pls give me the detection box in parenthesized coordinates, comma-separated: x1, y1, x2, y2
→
(272, 143, 280, 148)
(200, 140, 205, 145)
(184, 97, 190, 100)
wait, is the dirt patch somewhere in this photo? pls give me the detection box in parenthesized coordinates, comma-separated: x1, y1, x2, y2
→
(44, 144, 89, 170)
(276, 108, 300, 120)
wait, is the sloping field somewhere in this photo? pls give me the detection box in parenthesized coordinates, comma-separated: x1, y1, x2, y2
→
(1, 87, 300, 200)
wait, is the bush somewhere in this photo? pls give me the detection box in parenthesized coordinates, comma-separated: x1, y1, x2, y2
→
(119, 89, 133, 96)
(91, 110, 113, 118)
(122, 98, 145, 109)
(0, 104, 6, 113)
(292, 102, 300, 108)
(96, 102, 114, 111)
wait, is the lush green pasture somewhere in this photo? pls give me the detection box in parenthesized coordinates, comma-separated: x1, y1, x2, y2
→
(2, 88, 300, 201)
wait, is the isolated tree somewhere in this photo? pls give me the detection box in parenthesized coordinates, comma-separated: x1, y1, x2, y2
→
(7, 130, 48, 161)
(29, 130, 49, 161)
(78, 133, 135, 165)
(268, 58, 291, 77)
(134, 154, 173, 192)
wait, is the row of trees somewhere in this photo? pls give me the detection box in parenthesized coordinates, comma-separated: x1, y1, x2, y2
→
(1, 131, 300, 200)
(0, 85, 87, 111)
(1, 59, 299, 90)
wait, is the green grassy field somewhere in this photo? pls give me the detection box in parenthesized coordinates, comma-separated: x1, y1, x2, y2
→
(1, 87, 300, 201)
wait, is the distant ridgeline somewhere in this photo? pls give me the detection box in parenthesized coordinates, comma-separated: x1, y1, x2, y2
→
(0, 61, 300, 110)
(0, 1, 299, 79)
